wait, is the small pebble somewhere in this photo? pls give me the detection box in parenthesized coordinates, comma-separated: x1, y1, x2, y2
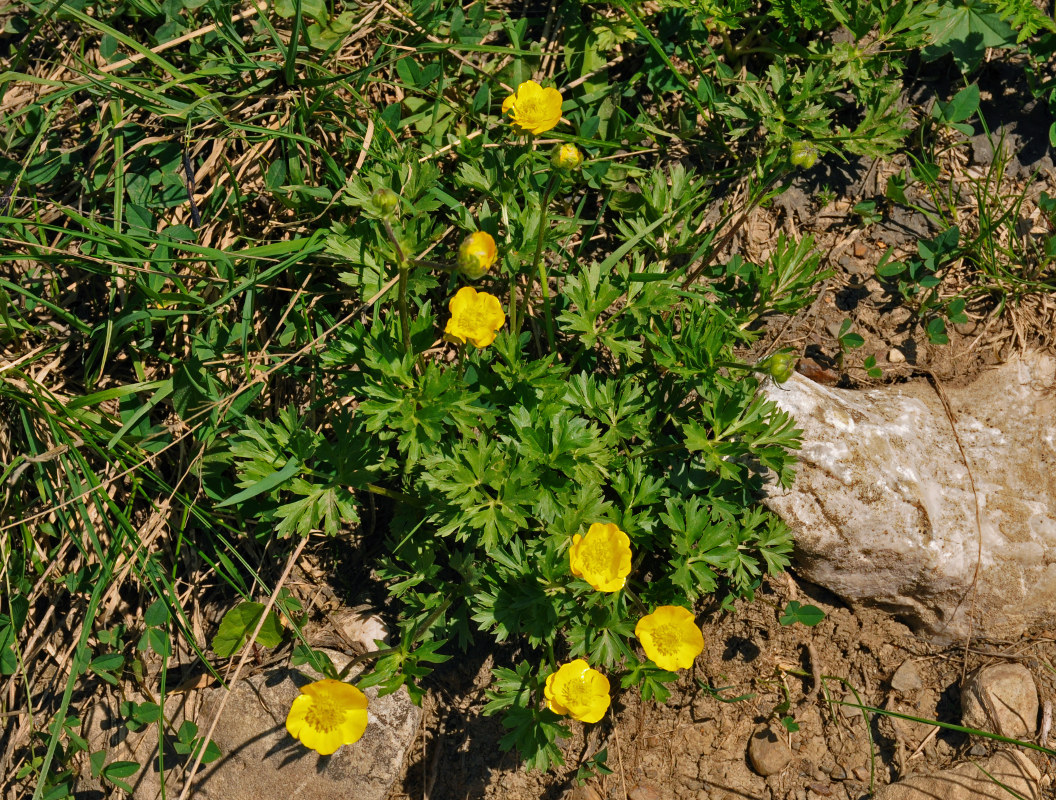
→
(887, 348, 906, 364)
(890, 659, 922, 692)
(628, 782, 661, 800)
(830, 764, 847, 780)
(747, 726, 793, 776)
(853, 766, 870, 782)
(809, 783, 834, 797)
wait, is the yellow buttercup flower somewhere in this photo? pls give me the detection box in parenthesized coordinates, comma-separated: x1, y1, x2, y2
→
(544, 659, 610, 723)
(569, 522, 632, 593)
(457, 231, 498, 279)
(502, 80, 563, 135)
(285, 678, 369, 755)
(635, 605, 705, 672)
(444, 286, 505, 348)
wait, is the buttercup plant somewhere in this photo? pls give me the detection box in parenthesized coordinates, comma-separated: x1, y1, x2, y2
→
(247, 70, 822, 770)
(636, 606, 705, 672)
(569, 523, 633, 593)
(444, 287, 506, 348)
(457, 231, 498, 279)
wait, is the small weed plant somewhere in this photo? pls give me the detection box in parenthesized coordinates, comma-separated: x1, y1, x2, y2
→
(2, 0, 1055, 792)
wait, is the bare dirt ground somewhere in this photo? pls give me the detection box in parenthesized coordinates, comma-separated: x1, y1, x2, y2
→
(388, 572, 1056, 800)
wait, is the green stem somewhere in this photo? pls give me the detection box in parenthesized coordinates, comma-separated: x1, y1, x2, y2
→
(337, 596, 454, 680)
(520, 173, 557, 351)
(397, 264, 411, 355)
(382, 218, 412, 355)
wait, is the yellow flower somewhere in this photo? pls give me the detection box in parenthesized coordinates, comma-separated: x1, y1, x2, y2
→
(635, 605, 704, 672)
(569, 522, 632, 592)
(551, 143, 583, 171)
(544, 659, 610, 723)
(444, 286, 505, 348)
(285, 678, 369, 756)
(457, 231, 498, 279)
(502, 80, 563, 135)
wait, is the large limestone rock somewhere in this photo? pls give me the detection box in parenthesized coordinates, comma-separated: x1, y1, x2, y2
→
(763, 352, 1056, 641)
(871, 750, 1040, 800)
(80, 649, 419, 800)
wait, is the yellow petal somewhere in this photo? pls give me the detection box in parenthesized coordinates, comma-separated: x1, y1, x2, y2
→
(285, 694, 311, 737)
(338, 707, 369, 745)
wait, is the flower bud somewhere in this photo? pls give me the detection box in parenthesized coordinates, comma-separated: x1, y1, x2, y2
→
(456, 231, 498, 280)
(551, 143, 583, 171)
(372, 187, 398, 216)
(790, 141, 818, 169)
(764, 351, 797, 383)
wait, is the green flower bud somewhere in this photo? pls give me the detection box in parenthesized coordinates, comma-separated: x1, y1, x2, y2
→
(790, 141, 818, 169)
(551, 143, 584, 171)
(372, 187, 398, 216)
(764, 351, 798, 383)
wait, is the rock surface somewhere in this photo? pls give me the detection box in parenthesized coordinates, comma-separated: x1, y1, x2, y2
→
(81, 649, 419, 800)
(747, 726, 793, 776)
(871, 749, 1040, 799)
(961, 663, 1039, 739)
(763, 352, 1056, 641)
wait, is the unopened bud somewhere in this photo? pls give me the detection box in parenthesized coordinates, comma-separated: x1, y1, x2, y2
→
(551, 143, 583, 171)
(790, 141, 818, 169)
(764, 351, 798, 383)
(373, 187, 398, 216)
(457, 231, 498, 279)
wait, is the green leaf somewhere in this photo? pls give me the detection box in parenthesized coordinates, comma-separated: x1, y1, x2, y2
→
(215, 458, 301, 508)
(211, 602, 284, 658)
(144, 599, 169, 627)
(926, 316, 949, 345)
(779, 601, 825, 627)
(936, 84, 980, 124)
(921, 0, 1016, 72)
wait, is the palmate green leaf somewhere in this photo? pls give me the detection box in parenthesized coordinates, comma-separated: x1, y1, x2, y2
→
(991, 0, 1056, 39)
(564, 374, 650, 445)
(424, 440, 535, 550)
(360, 362, 491, 467)
(472, 570, 561, 648)
(556, 262, 643, 362)
(273, 481, 359, 538)
(920, 0, 1016, 71)
(496, 706, 569, 772)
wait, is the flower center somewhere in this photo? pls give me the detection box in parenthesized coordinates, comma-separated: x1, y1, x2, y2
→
(455, 306, 487, 334)
(561, 673, 590, 708)
(649, 624, 680, 657)
(578, 536, 613, 577)
(304, 697, 342, 733)
(516, 96, 541, 121)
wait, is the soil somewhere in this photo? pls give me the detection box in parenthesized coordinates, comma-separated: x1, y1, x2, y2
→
(387, 573, 1056, 800)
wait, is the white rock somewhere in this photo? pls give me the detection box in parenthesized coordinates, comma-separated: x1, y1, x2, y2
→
(887, 348, 906, 363)
(871, 750, 1040, 799)
(763, 352, 1056, 641)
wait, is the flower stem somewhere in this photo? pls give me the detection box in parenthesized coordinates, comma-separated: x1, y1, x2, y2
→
(520, 173, 557, 351)
(382, 218, 412, 355)
(336, 597, 454, 680)
(397, 263, 411, 355)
